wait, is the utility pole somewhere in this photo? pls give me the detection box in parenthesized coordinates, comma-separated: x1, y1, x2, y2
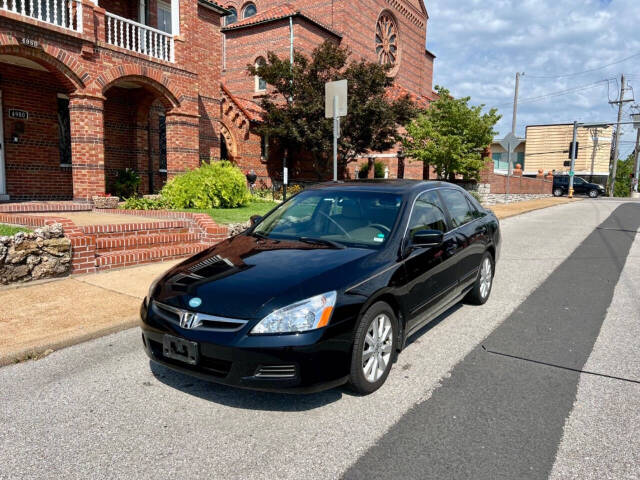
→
(512, 72, 523, 134)
(609, 74, 632, 197)
(506, 72, 524, 201)
(568, 121, 579, 198)
(633, 128, 640, 194)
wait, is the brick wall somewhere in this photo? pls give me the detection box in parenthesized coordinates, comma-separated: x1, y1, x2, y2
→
(0, 62, 73, 200)
(478, 159, 553, 197)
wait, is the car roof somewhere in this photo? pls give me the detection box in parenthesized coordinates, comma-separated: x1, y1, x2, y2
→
(305, 180, 456, 195)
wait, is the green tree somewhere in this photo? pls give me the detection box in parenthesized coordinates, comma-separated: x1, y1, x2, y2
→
(249, 41, 420, 177)
(402, 86, 501, 181)
(613, 153, 634, 197)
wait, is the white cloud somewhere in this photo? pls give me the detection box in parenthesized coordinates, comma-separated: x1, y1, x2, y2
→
(426, 0, 640, 158)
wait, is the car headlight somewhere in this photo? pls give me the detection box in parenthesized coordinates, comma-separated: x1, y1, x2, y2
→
(251, 291, 337, 335)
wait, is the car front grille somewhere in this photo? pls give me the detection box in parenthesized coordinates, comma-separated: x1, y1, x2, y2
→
(254, 365, 297, 379)
(151, 301, 248, 332)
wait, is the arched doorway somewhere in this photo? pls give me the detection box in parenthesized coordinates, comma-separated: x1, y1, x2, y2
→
(0, 49, 80, 200)
(102, 76, 177, 195)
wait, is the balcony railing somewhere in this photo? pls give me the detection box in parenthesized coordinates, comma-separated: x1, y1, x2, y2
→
(105, 12, 174, 63)
(1, 0, 83, 32)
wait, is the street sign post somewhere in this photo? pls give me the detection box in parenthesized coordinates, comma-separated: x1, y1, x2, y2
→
(499, 132, 523, 202)
(325, 80, 348, 182)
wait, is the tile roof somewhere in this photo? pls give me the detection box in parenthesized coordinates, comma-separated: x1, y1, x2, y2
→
(385, 84, 434, 109)
(197, 0, 231, 14)
(221, 3, 342, 38)
(221, 83, 265, 123)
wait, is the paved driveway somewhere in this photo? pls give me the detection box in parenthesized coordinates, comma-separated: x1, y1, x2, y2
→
(1, 200, 638, 480)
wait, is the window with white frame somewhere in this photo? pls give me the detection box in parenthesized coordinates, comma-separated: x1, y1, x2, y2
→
(157, 0, 172, 33)
(225, 7, 238, 25)
(255, 57, 267, 92)
(242, 2, 257, 19)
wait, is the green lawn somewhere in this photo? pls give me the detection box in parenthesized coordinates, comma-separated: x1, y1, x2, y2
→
(182, 199, 280, 225)
(0, 224, 32, 236)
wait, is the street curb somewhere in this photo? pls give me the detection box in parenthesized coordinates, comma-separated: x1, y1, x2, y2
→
(0, 317, 141, 367)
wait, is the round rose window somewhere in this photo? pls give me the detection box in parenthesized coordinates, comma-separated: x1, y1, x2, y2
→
(375, 13, 399, 73)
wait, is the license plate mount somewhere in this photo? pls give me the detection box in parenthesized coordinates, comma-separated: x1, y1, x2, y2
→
(162, 335, 199, 366)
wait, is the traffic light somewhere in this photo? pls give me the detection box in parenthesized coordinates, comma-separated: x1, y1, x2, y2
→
(568, 142, 579, 159)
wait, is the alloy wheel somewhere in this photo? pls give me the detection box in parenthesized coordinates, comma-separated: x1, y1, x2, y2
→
(480, 257, 493, 299)
(589, 190, 598, 198)
(362, 314, 393, 383)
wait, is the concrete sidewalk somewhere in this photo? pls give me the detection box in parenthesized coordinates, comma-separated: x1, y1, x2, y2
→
(0, 260, 180, 366)
(0, 197, 579, 367)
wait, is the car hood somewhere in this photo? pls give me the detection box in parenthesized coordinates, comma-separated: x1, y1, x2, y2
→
(153, 234, 379, 319)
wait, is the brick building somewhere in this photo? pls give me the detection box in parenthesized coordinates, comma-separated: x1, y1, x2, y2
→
(219, 0, 437, 183)
(0, 0, 435, 202)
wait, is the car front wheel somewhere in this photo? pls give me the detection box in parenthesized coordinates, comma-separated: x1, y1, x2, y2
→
(589, 189, 599, 198)
(465, 252, 494, 305)
(348, 302, 398, 395)
(553, 188, 564, 197)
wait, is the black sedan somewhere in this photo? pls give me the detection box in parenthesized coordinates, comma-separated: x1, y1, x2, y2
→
(141, 181, 501, 394)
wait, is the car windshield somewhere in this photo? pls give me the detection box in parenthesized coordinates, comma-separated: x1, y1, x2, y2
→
(253, 190, 403, 248)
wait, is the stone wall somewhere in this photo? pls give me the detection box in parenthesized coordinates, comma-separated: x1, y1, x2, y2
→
(0, 224, 71, 285)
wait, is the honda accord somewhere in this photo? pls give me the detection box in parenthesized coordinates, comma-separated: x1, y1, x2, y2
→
(141, 181, 501, 394)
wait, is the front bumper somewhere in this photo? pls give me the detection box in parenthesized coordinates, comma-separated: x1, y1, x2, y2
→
(140, 299, 354, 393)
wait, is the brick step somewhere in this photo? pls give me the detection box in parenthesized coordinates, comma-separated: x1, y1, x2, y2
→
(95, 243, 213, 270)
(80, 220, 192, 235)
(91, 226, 191, 239)
(96, 232, 202, 253)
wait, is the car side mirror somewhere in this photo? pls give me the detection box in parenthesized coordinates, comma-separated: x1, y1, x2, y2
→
(250, 215, 262, 226)
(412, 230, 444, 248)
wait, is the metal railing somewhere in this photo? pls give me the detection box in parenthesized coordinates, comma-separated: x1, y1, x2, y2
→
(1, 0, 83, 32)
(105, 12, 174, 62)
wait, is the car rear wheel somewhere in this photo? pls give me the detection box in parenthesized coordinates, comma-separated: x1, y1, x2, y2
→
(348, 302, 398, 395)
(553, 188, 564, 197)
(465, 252, 494, 305)
(589, 189, 599, 198)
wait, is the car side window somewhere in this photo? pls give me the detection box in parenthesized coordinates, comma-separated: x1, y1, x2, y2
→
(440, 189, 474, 229)
(574, 177, 584, 185)
(408, 191, 448, 238)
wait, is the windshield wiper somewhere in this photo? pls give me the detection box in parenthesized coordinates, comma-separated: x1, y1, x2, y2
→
(249, 231, 269, 240)
(298, 237, 346, 249)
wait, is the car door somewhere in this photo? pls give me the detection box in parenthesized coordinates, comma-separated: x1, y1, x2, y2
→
(573, 177, 586, 195)
(438, 189, 486, 294)
(402, 190, 461, 332)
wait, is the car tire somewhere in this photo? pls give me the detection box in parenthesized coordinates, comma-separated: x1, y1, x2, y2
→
(553, 188, 564, 197)
(348, 302, 398, 395)
(465, 251, 495, 305)
(588, 189, 599, 198)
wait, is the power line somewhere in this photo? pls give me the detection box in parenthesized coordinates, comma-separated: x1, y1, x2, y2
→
(495, 80, 611, 108)
(525, 52, 640, 79)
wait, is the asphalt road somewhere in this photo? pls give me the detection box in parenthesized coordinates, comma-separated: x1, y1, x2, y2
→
(1, 200, 639, 480)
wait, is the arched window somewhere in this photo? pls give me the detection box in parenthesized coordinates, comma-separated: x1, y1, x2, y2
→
(225, 7, 238, 25)
(255, 57, 267, 92)
(375, 12, 400, 75)
(242, 2, 257, 19)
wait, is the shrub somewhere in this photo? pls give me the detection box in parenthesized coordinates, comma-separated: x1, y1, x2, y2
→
(272, 184, 303, 201)
(161, 161, 250, 209)
(111, 168, 141, 198)
(358, 161, 386, 179)
(121, 196, 171, 210)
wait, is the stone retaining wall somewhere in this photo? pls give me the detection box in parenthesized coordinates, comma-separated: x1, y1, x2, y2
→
(0, 224, 71, 285)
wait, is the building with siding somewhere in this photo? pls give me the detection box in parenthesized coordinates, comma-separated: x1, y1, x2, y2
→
(491, 124, 613, 184)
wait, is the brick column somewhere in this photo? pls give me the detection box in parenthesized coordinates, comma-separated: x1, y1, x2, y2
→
(165, 111, 200, 178)
(69, 93, 106, 202)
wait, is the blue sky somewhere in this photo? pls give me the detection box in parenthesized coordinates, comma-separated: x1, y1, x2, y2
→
(426, 0, 640, 158)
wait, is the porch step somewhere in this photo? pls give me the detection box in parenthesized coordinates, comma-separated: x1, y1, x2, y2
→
(95, 243, 213, 270)
(96, 232, 202, 253)
(80, 220, 192, 235)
